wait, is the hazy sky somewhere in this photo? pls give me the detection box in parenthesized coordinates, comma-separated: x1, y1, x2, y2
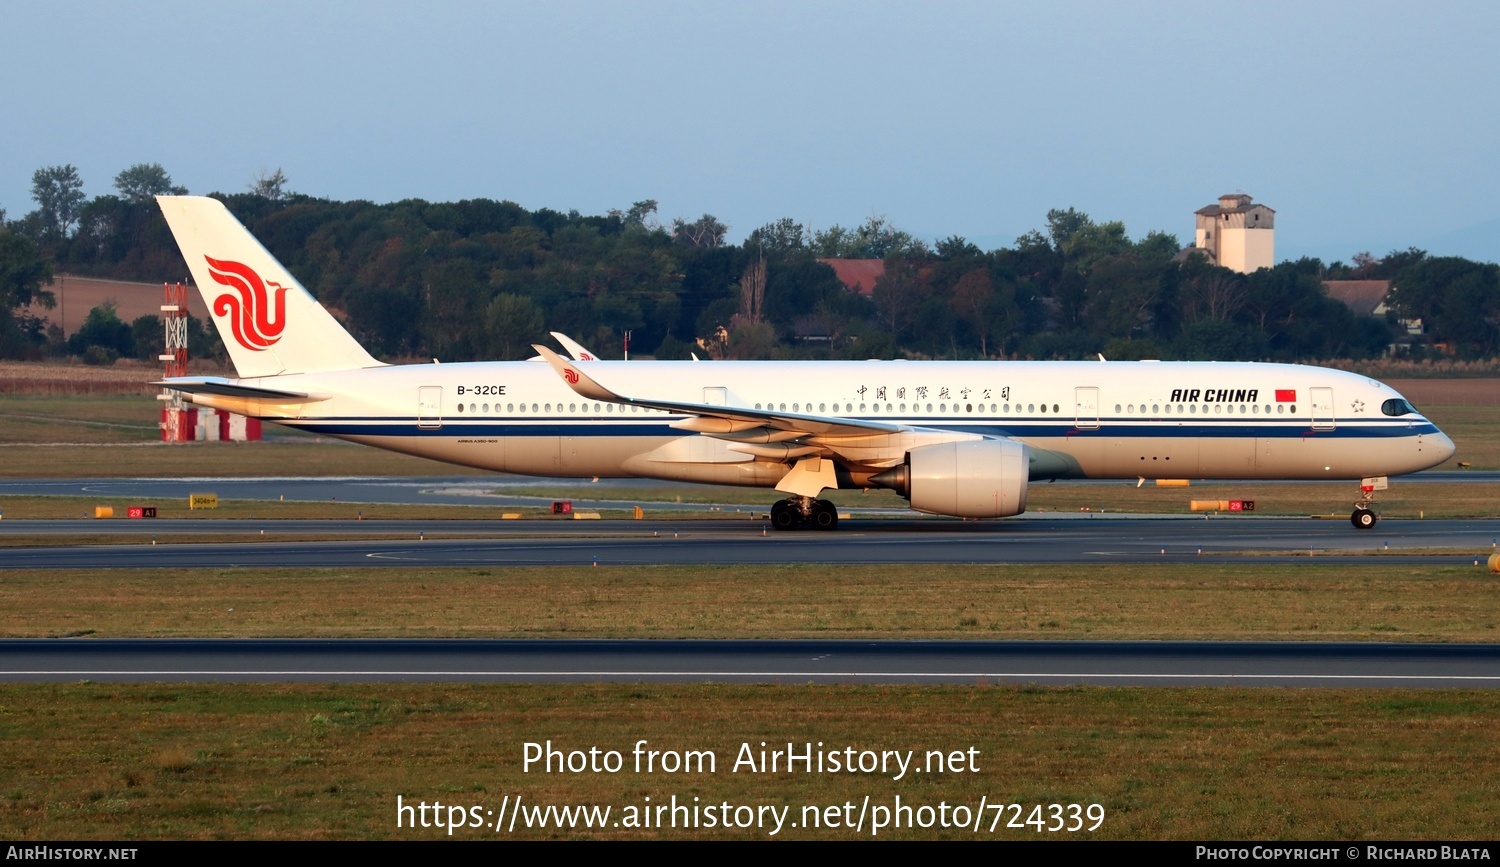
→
(5, 1, 1498, 262)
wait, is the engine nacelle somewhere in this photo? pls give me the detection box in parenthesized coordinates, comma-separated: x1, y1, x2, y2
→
(872, 440, 1029, 518)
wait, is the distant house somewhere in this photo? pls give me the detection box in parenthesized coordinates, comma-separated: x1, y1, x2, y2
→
(1322, 280, 1391, 318)
(1323, 278, 1423, 336)
(1192, 193, 1275, 273)
(817, 258, 885, 296)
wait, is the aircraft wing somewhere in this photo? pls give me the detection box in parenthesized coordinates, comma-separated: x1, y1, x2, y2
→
(532, 345, 904, 438)
(153, 377, 328, 402)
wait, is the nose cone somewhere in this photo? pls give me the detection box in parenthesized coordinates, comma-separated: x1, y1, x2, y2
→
(1430, 429, 1457, 466)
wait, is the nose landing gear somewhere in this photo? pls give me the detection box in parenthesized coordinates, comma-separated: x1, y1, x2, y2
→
(769, 496, 839, 531)
(1351, 476, 1386, 530)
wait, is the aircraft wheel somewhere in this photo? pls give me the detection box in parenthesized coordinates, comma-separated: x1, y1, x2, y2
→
(811, 500, 838, 531)
(770, 500, 800, 531)
(1351, 507, 1377, 530)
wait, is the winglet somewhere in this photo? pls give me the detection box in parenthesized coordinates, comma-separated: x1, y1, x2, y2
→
(532, 344, 618, 402)
(549, 332, 598, 362)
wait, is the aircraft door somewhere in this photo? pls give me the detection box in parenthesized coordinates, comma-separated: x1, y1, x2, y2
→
(1074, 387, 1099, 430)
(417, 386, 442, 429)
(703, 387, 728, 406)
(1310, 387, 1335, 430)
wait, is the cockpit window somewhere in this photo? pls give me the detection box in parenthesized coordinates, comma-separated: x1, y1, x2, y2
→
(1381, 398, 1418, 417)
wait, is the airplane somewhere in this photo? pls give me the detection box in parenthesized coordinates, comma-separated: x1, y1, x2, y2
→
(153, 195, 1456, 531)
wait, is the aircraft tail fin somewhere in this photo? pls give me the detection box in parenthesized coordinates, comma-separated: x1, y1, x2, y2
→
(156, 195, 384, 378)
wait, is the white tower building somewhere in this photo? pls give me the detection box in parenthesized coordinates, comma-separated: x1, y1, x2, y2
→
(1194, 193, 1275, 273)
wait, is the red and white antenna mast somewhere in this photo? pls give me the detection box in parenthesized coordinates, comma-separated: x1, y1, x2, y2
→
(158, 281, 191, 442)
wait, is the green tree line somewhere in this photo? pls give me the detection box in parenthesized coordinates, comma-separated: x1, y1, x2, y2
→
(3, 164, 1497, 364)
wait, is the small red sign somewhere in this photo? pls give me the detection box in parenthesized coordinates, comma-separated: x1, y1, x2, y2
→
(1275, 389, 1296, 402)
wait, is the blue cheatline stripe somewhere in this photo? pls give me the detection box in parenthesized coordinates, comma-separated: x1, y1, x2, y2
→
(278, 417, 1441, 440)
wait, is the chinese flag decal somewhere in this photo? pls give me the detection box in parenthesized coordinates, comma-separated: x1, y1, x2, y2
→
(1275, 389, 1296, 402)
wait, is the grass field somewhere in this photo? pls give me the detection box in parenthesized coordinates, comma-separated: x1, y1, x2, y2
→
(1, 563, 1496, 641)
(1, 684, 1495, 840)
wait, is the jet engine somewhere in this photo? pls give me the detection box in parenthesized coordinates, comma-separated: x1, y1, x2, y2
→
(870, 439, 1029, 518)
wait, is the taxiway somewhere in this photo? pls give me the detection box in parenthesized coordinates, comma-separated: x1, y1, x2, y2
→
(4, 638, 1497, 687)
(0, 516, 1494, 568)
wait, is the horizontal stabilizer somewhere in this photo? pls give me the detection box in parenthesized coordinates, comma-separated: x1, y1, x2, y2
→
(153, 377, 327, 402)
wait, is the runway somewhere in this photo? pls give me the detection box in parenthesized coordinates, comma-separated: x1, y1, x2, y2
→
(1, 516, 1495, 568)
(4, 638, 1497, 686)
(0, 470, 1492, 514)
(0, 475, 789, 514)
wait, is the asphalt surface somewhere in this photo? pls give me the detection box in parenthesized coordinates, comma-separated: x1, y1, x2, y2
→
(4, 638, 1497, 686)
(1, 516, 1496, 568)
(0, 475, 775, 513)
(0, 470, 1492, 513)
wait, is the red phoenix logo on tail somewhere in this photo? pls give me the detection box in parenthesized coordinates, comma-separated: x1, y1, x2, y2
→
(564, 368, 580, 385)
(205, 257, 289, 351)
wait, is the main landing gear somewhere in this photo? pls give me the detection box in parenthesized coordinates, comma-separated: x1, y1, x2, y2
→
(770, 496, 839, 531)
(1351, 477, 1384, 530)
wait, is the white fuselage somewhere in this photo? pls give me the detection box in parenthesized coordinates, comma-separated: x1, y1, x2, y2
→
(184, 358, 1454, 487)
